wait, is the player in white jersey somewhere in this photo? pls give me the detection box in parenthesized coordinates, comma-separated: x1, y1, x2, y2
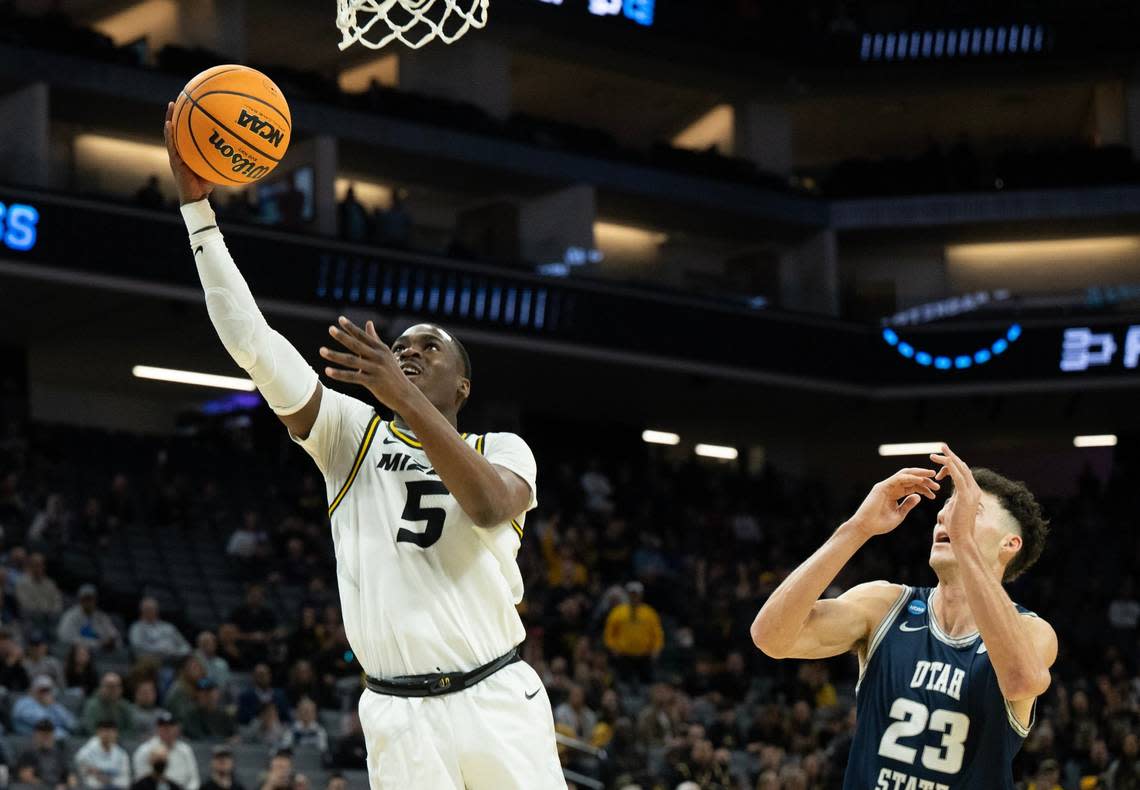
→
(164, 104, 564, 790)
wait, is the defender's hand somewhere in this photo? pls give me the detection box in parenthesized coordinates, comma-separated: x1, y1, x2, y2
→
(930, 444, 980, 546)
(320, 316, 417, 411)
(163, 101, 213, 205)
(846, 468, 940, 539)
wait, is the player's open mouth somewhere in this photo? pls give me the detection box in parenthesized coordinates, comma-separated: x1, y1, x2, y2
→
(934, 533, 951, 544)
(400, 363, 422, 377)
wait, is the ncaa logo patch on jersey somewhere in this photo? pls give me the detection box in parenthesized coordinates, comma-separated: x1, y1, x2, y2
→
(908, 599, 927, 616)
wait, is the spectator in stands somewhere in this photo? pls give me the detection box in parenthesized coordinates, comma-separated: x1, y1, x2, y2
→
(257, 749, 293, 790)
(135, 176, 164, 211)
(15, 717, 73, 789)
(162, 655, 206, 725)
(329, 710, 365, 770)
(315, 626, 359, 693)
(216, 624, 246, 671)
(228, 585, 280, 666)
(193, 631, 230, 693)
(323, 774, 346, 790)
(133, 713, 199, 790)
(603, 581, 664, 685)
(200, 745, 245, 790)
(79, 496, 111, 547)
(338, 185, 369, 242)
(82, 672, 134, 736)
(226, 512, 266, 566)
(287, 607, 324, 662)
(284, 660, 331, 709)
(130, 744, 179, 790)
(238, 663, 290, 725)
(15, 552, 63, 633)
(75, 719, 131, 789)
(243, 702, 286, 748)
(279, 697, 328, 757)
(58, 584, 121, 651)
(65, 642, 101, 695)
(0, 627, 29, 691)
(13, 675, 77, 735)
(554, 684, 598, 742)
(667, 737, 733, 789)
(130, 678, 163, 733)
(183, 677, 236, 740)
(0, 579, 21, 638)
(4, 546, 28, 590)
(580, 459, 614, 514)
(1106, 731, 1140, 788)
(130, 598, 191, 663)
(1027, 757, 1064, 790)
(635, 683, 676, 751)
(28, 492, 69, 546)
(105, 473, 136, 529)
(23, 629, 63, 688)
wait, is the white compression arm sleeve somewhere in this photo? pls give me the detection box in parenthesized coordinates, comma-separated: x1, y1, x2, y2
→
(181, 199, 319, 416)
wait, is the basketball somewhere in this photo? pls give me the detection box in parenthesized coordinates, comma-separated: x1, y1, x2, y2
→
(172, 64, 291, 186)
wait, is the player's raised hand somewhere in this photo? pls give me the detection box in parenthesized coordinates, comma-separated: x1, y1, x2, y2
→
(930, 444, 981, 544)
(163, 101, 213, 205)
(320, 316, 416, 411)
(847, 468, 940, 539)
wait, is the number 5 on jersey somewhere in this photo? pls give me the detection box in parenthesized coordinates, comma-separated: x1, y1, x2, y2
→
(397, 480, 449, 548)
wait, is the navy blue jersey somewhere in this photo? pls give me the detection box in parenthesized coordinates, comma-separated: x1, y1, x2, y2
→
(842, 586, 1037, 790)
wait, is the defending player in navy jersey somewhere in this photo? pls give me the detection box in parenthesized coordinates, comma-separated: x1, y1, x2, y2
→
(750, 445, 1056, 790)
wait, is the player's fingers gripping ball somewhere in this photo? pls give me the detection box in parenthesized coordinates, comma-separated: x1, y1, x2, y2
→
(172, 65, 291, 186)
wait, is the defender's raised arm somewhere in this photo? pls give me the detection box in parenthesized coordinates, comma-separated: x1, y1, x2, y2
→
(750, 468, 939, 659)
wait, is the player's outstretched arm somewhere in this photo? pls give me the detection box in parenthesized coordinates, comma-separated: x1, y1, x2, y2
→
(164, 102, 322, 439)
(931, 445, 1057, 717)
(751, 468, 939, 659)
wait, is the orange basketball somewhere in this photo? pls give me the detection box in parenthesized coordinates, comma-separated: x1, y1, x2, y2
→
(172, 65, 291, 186)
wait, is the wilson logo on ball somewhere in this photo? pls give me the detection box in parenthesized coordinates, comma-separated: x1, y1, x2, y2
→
(208, 129, 271, 180)
(236, 109, 285, 147)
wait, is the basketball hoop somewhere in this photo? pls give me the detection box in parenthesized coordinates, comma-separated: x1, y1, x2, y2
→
(336, 0, 489, 50)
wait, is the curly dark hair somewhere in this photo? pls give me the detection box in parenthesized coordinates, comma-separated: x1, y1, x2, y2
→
(971, 468, 1050, 582)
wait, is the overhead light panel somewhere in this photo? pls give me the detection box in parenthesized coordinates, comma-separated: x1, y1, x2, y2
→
(642, 430, 681, 446)
(133, 365, 256, 392)
(695, 443, 738, 460)
(879, 442, 944, 457)
(1073, 434, 1117, 448)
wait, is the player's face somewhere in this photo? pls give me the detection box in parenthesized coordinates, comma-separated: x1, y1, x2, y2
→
(929, 490, 1022, 576)
(391, 324, 469, 412)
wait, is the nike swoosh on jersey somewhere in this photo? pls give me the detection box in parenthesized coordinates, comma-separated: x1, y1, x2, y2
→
(899, 623, 928, 632)
(525, 688, 541, 700)
(193, 245, 203, 257)
(977, 642, 988, 654)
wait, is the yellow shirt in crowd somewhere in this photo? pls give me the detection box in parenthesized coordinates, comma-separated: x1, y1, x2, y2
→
(603, 602, 664, 657)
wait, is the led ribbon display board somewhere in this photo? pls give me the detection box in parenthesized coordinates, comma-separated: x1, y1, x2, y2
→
(5, 191, 1140, 393)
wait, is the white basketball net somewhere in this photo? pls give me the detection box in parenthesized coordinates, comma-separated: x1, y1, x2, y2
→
(336, 0, 489, 50)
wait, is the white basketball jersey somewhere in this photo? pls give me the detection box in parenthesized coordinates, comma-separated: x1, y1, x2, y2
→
(292, 388, 534, 678)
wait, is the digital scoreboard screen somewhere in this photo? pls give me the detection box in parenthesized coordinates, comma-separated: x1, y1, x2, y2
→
(531, 0, 656, 27)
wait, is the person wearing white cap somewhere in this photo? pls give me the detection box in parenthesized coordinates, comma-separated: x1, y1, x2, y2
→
(58, 584, 121, 651)
(132, 712, 199, 790)
(11, 675, 78, 735)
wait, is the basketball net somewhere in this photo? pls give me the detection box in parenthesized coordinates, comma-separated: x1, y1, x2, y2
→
(336, 0, 489, 50)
